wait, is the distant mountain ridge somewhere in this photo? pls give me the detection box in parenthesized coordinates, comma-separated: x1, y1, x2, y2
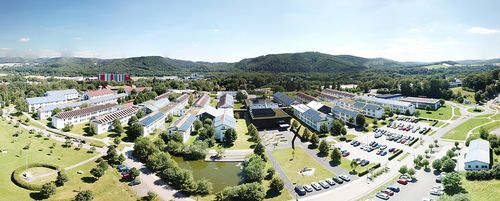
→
(0, 52, 498, 75)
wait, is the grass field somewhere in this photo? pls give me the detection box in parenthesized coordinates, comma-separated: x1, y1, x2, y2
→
(272, 148, 334, 185)
(442, 118, 491, 140)
(0, 118, 135, 201)
(224, 119, 253, 150)
(334, 134, 357, 142)
(462, 175, 500, 201)
(452, 107, 461, 120)
(467, 107, 484, 113)
(417, 105, 453, 120)
(338, 157, 375, 174)
(471, 121, 500, 134)
(451, 87, 476, 104)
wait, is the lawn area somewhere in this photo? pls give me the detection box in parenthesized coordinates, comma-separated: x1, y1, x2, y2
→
(356, 175, 399, 201)
(467, 107, 484, 113)
(210, 96, 217, 107)
(15, 113, 45, 130)
(451, 87, 476, 104)
(435, 121, 446, 127)
(471, 121, 500, 134)
(442, 117, 491, 140)
(0, 118, 123, 201)
(490, 114, 500, 120)
(338, 157, 375, 174)
(453, 107, 461, 119)
(234, 101, 243, 109)
(417, 105, 453, 120)
(461, 175, 500, 201)
(272, 148, 334, 185)
(224, 119, 253, 150)
(334, 134, 357, 142)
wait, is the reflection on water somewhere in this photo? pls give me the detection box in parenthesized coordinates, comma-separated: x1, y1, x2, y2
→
(172, 156, 242, 192)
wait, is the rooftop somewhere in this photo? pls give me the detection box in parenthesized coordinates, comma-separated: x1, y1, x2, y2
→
(53, 103, 118, 119)
(357, 96, 413, 107)
(306, 100, 324, 110)
(171, 114, 196, 132)
(27, 95, 67, 105)
(465, 139, 490, 164)
(93, 106, 139, 124)
(194, 93, 211, 107)
(86, 89, 114, 97)
(400, 97, 441, 104)
(272, 92, 297, 106)
(45, 89, 78, 97)
(214, 113, 236, 128)
(38, 93, 127, 112)
(332, 105, 359, 118)
(140, 97, 171, 112)
(322, 89, 356, 98)
(176, 93, 190, 103)
(250, 108, 290, 120)
(296, 92, 317, 101)
(217, 94, 234, 108)
(139, 112, 166, 127)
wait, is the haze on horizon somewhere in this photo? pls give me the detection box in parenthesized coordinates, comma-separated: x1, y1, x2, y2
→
(0, 0, 499, 62)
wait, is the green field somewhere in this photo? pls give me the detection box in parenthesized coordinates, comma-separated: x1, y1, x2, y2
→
(452, 107, 462, 120)
(471, 121, 500, 134)
(417, 105, 453, 120)
(338, 157, 375, 174)
(0, 119, 136, 200)
(467, 107, 484, 113)
(334, 134, 357, 142)
(442, 118, 491, 140)
(462, 175, 500, 201)
(451, 87, 476, 104)
(224, 119, 253, 150)
(272, 148, 334, 185)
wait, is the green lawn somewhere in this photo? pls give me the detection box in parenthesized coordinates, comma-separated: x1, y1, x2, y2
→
(453, 107, 461, 119)
(417, 105, 453, 120)
(442, 118, 491, 140)
(0, 119, 133, 201)
(272, 148, 334, 185)
(461, 175, 500, 201)
(338, 157, 375, 174)
(451, 87, 476, 104)
(224, 119, 253, 150)
(334, 134, 357, 141)
(491, 114, 500, 120)
(15, 113, 45, 130)
(471, 121, 500, 134)
(467, 107, 484, 113)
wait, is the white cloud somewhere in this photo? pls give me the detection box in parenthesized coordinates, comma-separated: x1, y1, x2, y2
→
(467, 27, 499, 34)
(19, 37, 30, 43)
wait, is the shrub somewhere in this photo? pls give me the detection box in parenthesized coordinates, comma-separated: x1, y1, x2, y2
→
(11, 163, 60, 190)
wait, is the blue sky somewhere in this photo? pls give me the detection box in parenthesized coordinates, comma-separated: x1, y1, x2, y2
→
(0, 0, 499, 62)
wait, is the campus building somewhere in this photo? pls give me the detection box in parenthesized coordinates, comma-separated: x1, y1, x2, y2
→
(331, 106, 360, 125)
(296, 92, 317, 103)
(246, 98, 290, 130)
(193, 93, 211, 108)
(139, 112, 166, 136)
(291, 103, 333, 132)
(90, 106, 139, 134)
(333, 98, 384, 119)
(44, 89, 79, 100)
(400, 97, 441, 110)
(464, 139, 491, 170)
(139, 96, 171, 114)
(171, 93, 190, 116)
(214, 113, 237, 141)
(27, 96, 68, 113)
(321, 89, 356, 99)
(167, 114, 197, 143)
(272, 92, 298, 106)
(217, 94, 234, 109)
(83, 89, 115, 100)
(51, 103, 120, 129)
(356, 96, 416, 115)
(98, 73, 131, 82)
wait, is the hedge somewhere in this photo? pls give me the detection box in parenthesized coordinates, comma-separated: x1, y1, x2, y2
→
(408, 138, 419, 147)
(358, 163, 382, 177)
(11, 163, 61, 191)
(388, 150, 404, 161)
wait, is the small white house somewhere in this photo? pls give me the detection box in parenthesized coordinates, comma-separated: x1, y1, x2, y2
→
(167, 114, 196, 143)
(464, 139, 491, 170)
(214, 114, 237, 141)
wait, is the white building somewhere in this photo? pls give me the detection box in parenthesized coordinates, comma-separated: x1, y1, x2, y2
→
(193, 93, 211, 108)
(214, 113, 237, 141)
(170, 94, 190, 116)
(333, 98, 384, 119)
(292, 103, 333, 132)
(83, 89, 114, 100)
(217, 94, 234, 109)
(356, 96, 416, 115)
(90, 106, 139, 134)
(45, 89, 79, 100)
(464, 139, 491, 170)
(51, 103, 120, 129)
(139, 112, 166, 136)
(27, 96, 68, 113)
(332, 106, 360, 125)
(167, 114, 196, 143)
(246, 99, 279, 111)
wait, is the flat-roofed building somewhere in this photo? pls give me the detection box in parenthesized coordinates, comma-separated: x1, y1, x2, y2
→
(139, 97, 171, 113)
(246, 98, 290, 129)
(27, 96, 68, 113)
(90, 106, 139, 134)
(139, 112, 166, 136)
(400, 97, 441, 110)
(45, 89, 79, 100)
(245, 98, 279, 110)
(357, 96, 416, 115)
(464, 139, 491, 170)
(292, 103, 332, 132)
(375, 94, 402, 100)
(51, 103, 119, 129)
(168, 114, 196, 143)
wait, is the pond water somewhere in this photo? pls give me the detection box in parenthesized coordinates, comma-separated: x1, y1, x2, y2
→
(172, 156, 242, 192)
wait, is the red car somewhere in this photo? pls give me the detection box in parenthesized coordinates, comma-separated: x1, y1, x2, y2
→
(342, 152, 350, 157)
(382, 189, 394, 196)
(397, 179, 408, 185)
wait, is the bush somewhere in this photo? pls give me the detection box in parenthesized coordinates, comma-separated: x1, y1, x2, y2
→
(388, 150, 403, 161)
(11, 163, 60, 190)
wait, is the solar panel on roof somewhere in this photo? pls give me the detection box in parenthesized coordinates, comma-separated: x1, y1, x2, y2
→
(252, 108, 276, 117)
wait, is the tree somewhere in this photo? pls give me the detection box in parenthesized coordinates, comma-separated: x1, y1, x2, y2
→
(215, 182, 265, 201)
(442, 159, 456, 173)
(242, 155, 265, 183)
(74, 190, 94, 201)
(291, 120, 299, 132)
(407, 168, 416, 178)
(330, 149, 341, 164)
(113, 137, 121, 146)
(399, 165, 408, 175)
(193, 120, 202, 131)
(63, 139, 72, 148)
(432, 159, 443, 171)
(55, 171, 68, 186)
(310, 133, 319, 147)
(302, 129, 311, 141)
(235, 91, 248, 102)
(128, 115, 138, 126)
(113, 119, 124, 134)
(331, 119, 345, 135)
(143, 192, 158, 201)
(320, 123, 329, 134)
(194, 178, 213, 196)
(350, 159, 359, 173)
(429, 144, 434, 153)
(318, 140, 329, 156)
(52, 107, 62, 116)
(223, 128, 237, 145)
(454, 141, 459, 149)
(479, 127, 489, 140)
(40, 182, 56, 198)
(62, 123, 73, 132)
(355, 114, 366, 128)
(130, 167, 140, 180)
(422, 159, 430, 170)
(253, 142, 265, 156)
(90, 167, 105, 179)
(136, 110, 145, 119)
(269, 177, 284, 193)
(127, 123, 144, 139)
(266, 168, 275, 180)
(442, 172, 463, 195)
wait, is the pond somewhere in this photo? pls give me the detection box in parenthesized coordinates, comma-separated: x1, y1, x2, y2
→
(172, 156, 242, 192)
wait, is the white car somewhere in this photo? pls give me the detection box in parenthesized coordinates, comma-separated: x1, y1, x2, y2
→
(432, 185, 444, 191)
(422, 198, 434, 201)
(430, 189, 443, 196)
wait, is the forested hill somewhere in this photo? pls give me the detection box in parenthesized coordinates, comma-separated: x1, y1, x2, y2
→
(234, 52, 406, 72)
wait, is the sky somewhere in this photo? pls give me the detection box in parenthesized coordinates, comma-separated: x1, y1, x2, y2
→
(0, 0, 499, 62)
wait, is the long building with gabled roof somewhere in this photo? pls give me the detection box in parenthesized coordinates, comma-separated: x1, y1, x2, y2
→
(90, 106, 139, 134)
(51, 103, 120, 129)
(193, 93, 210, 108)
(139, 112, 166, 136)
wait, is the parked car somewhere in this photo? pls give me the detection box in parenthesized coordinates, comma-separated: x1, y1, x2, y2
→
(339, 175, 351, 182)
(397, 179, 408, 185)
(382, 189, 394, 196)
(311, 182, 322, 191)
(128, 179, 141, 186)
(303, 185, 314, 192)
(318, 180, 330, 189)
(294, 186, 306, 196)
(332, 176, 344, 184)
(387, 186, 400, 192)
(380, 151, 388, 156)
(325, 178, 336, 186)
(432, 185, 444, 191)
(376, 192, 390, 200)
(360, 160, 370, 166)
(430, 190, 443, 196)
(400, 175, 412, 182)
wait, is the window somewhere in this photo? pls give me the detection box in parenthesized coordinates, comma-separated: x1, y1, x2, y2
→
(476, 165, 478, 168)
